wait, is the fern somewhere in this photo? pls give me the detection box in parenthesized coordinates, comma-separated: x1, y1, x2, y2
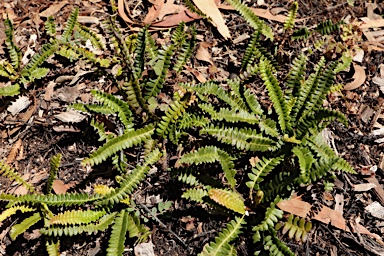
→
(200, 216, 246, 256)
(173, 25, 196, 73)
(261, 229, 295, 256)
(133, 27, 147, 80)
(225, 0, 273, 40)
(291, 27, 310, 40)
(45, 16, 56, 36)
(4, 18, 21, 70)
(316, 20, 342, 35)
(0, 205, 36, 223)
(47, 154, 61, 194)
(0, 161, 35, 193)
(277, 214, 312, 242)
(45, 240, 60, 256)
(241, 30, 260, 69)
(10, 212, 42, 240)
(283, 2, 298, 30)
(48, 210, 106, 225)
(182, 188, 208, 203)
(62, 8, 79, 41)
(208, 189, 245, 214)
(82, 124, 154, 166)
(75, 22, 104, 50)
(106, 210, 129, 256)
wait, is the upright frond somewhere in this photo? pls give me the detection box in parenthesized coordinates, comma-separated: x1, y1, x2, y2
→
(47, 153, 62, 194)
(106, 210, 128, 256)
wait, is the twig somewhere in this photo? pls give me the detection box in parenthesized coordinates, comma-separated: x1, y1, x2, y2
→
(133, 195, 188, 248)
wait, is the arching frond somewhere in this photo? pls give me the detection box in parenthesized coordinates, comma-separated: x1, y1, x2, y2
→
(10, 213, 42, 240)
(0, 161, 35, 193)
(283, 2, 298, 31)
(48, 210, 106, 226)
(208, 189, 245, 214)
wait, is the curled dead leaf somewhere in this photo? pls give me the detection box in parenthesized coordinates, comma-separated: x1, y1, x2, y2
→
(196, 42, 213, 64)
(344, 63, 366, 90)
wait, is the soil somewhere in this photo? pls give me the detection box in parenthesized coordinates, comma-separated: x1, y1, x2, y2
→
(1, 0, 384, 255)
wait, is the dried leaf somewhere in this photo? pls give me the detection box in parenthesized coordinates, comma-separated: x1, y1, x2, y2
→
(353, 183, 377, 192)
(6, 139, 22, 164)
(186, 66, 207, 83)
(334, 194, 344, 214)
(77, 16, 100, 24)
(365, 201, 384, 220)
(151, 7, 201, 27)
(193, 0, 230, 39)
(52, 180, 76, 194)
(40, 1, 68, 17)
(144, 0, 165, 24)
(118, 0, 135, 24)
(8, 96, 31, 116)
(54, 110, 86, 123)
(196, 42, 213, 64)
(358, 19, 384, 29)
(344, 63, 366, 90)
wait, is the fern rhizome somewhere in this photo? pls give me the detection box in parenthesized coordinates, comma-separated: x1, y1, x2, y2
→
(0, 1, 356, 255)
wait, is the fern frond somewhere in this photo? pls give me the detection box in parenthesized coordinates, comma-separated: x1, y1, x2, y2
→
(48, 210, 106, 226)
(171, 22, 187, 48)
(261, 172, 293, 203)
(291, 27, 310, 40)
(262, 229, 295, 256)
(334, 51, 352, 74)
(173, 25, 196, 73)
(144, 44, 174, 99)
(97, 148, 161, 205)
(279, 214, 312, 242)
(66, 42, 110, 67)
(246, 156, 284, 196)
(4, 18, 21, 70)
(1, 193, 100, 206)
(133, 27, 147, 80)
(47, 153, 61, 194)
(252, 197, 283, 233)
(45, 16, 56, 36)
(106, 210, 129, 256)
(157, 95, 190, 138)
(182, 188, 208, 203)
(0, 83, 20, 97)
(259, 59, 289, 131)
(178, 146, 237, 187)
(208, 189, 245, 214)
(121, 80, 145, 110)
(285, 53, 307, 98)
(283, 2, 298, 30)
(333, 158, 356, 174)
(225, 0, 273, 40)
(10, 212, 42, 240)
(243, 89, 264, 116)
(62, 7, 79, 41)
(0, 205, 36, 223)
(40, 212, 117, 236)
(45, 240, 60, 256)
(177, 168, 202, 186)
(183, 0, 208, 18)
(126, 212, 151, 242)
(199, 103, 259, 124)
(91, 90, 133, 131)
(75, 22, 104, 50)
(178, 113, 209, 129)
(201, 125, 277, 152)
(0, 161, 35, 193)
(145, 29, 158, 60)
(200, 216, 246, 256)
(292, 146, 314, 183)
(316, 20, 342, 35)
(259, 119, 280, 138)
(241, 30, 260, 69)
(82, 124, 154, 166)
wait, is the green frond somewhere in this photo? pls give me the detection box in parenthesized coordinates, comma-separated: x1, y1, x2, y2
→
(56, 45, 79, 61)
(173, 25, 196, 73)
(178, 113, 209, 129)
(133, 27, 147, 79)
(171, 22, 187, 47)
(278, 214, 312, 242)
(91, 90, 134, 131)
(291, 27, 310, 40)
(208, 189, 245, 214)
(241, 30, 260, 69)
(126, 212, 151, 243)
(296, 157, 336, 185)
(45, 16, 56, 36)
(144, 44, 174, 99)
(334, 51, 352, 74)
(121, 80, 145, 110)
(316, 20, 342, 35)
(333, 158, 356, 174)
(178, 146, 237, 187)
(259, 119, 280, 138)
(176, 168, 202, 186)
(236, 62, 259, 82)
(157, 96, 190, 138)
(66, 42, 110, 67)
(10, 212, 42, 240)
(1, 193, 100, 207)
(290, 57, 326, 123)
(20, 43, 57, 83)
(247, 42, 277, 72)
(75, 22, 104, 50)
(183, 0, 208, 18)
(261, 172, 293, 203)
(200, 125, 277, 152)
(4, 18, 21, 70)
(82, 124, 154, 166)
(125, 34, 137, 54)
(283, 2, 298, 30)
(252, 197, 283, 234)
(142, 139, 157, 158)
(97, 148, 161, 205)
(47, 153, 62, 194)
(0, 83, 20, 97)
(90, 119, 113, 142)
(0, 60, 17, 79)
(0, 161, 35, 193)
(200, 216, 246, 256)
(261, 229, 295, 256)
(246, 156, 284, 196)
(306, 133, 337, 159)
(40, 212, 117, 236)
(48, 209, 106, 226)
(243, 89, 264, 116)
(292, 146, 314, 183)
(94, 184, 115, 195)
(145, 29, 158, 60)
(182, 81, 248, 111)
(107, 210, 129, 256)
(259, 59, 289, 131)
(0, 205, 36, 223)
(62, 7, 79, 41)
(225, 0, 273, 40)
(182, 188, 208, 203)
(199, 103, 259, 124)
(285, 53, 307, 98)
(45, 240, 60, 256)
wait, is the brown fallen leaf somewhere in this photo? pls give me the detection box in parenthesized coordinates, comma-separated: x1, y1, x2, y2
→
(186, 66, 207, 83)
(144, 0, 165, 24)
(196, 42, 213, 64)
(40, 1, 68, 17)
(52, 180, 76, 194)
(365, 176, 384, 206)
(193, 0, 230, 39)
(334, 194, 344, 214)
(118, 0, 135, 24)
(343, 63, 366, 90)
(353, 183, 377, 192)
(358, 19, 384, 29)
(55, 110, 86, 123)
(151, 7, 201, 28)
(6, 139, 22, 164)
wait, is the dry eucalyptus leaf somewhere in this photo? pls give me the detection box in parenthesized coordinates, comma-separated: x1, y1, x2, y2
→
(196, 42, 213, 64)
(353, 183, 377, 192)
(344, 63, 366, 90)
(8, 96, 31, 116)
(77, 16, 100, 24)
(55, 110, 86, 123)
(365, 201, 384, 220)
(52, 180, 76, 194)
(39, 1, 68, 17)
(193, 0, 230, 39)
(144, 0, 164, 24)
